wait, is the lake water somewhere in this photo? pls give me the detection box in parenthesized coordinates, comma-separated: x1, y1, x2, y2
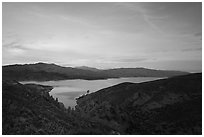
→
(20, 77, 163, 108)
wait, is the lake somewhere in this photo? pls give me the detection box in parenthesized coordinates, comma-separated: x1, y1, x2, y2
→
(20, 77, 163, 108)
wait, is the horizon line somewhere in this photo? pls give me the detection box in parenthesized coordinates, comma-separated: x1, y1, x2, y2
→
(2, 61, 201, 73)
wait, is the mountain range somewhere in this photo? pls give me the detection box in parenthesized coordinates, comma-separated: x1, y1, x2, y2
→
(3, 62, 189, 81)
(75, 66, 101, 72)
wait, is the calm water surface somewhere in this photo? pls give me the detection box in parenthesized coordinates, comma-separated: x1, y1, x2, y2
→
(21, 77, 163, 108)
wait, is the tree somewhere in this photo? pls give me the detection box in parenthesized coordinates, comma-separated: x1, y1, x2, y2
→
(67, 106, 71, 114)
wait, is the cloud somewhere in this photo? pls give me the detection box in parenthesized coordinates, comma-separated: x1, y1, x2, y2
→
(194, 32, 202, 40)
(195, 32, 202, 37)
(2, 3, 202, 72)
(92, 56, 149, 64)
(181, 47, 202, 52)
(3, 41, 28, 50)
(112, 58, 148, 63)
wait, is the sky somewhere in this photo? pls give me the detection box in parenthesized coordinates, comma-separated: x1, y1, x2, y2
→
(2, 2, 202, 72)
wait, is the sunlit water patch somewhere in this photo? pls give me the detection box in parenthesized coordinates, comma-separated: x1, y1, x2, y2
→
(20, 77, 164, 108)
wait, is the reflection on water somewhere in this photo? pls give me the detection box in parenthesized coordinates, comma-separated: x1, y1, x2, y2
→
(21, 77, 163, 108)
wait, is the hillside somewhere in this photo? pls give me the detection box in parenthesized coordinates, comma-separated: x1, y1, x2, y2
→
(2, 63, 108, 81)
(3, 62, 189, 81)
(2, 73, 202, 134)
(76, 73, 202, 134)
(103, 67, 189, 77)
(2, 80, 116, 135)
(75, 66, 101, 72)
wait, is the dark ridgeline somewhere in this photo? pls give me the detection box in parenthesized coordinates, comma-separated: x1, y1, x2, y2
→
(2, 80, 114, 134)
(2, 62, 202, 135)
(76, 73, 202, 134)
(2, 62, 189, 81)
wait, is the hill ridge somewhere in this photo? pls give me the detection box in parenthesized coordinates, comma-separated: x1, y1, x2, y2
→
(3, 62, 189, 81)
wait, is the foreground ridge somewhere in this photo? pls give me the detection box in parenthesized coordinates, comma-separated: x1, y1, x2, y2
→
(2, 73, 202, 134)
(76, 73, 202, 134)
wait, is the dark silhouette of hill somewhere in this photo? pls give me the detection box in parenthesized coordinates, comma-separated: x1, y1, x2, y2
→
(2, 63, 108, 81)
(2, 73, 202, 134)
(76, 73, 202, 134)
(3, 62, 189, 81)
(75, 66, 101, 72)
(102, 67, 189, 77)
(2, 80, 117, 135)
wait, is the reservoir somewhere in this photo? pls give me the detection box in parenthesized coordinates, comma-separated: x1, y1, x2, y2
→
(20, 77, 162, 108)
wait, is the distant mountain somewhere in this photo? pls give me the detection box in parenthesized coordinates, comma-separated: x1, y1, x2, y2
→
(3, 62, 189, 81)
(76, 73, 202, 134)
(2, 63, 109, 81)
(75, 66, 101, 72)
(103, 67, 189, 77)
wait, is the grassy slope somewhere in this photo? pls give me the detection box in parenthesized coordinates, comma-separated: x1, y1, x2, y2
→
(76, 73, 202, 134)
